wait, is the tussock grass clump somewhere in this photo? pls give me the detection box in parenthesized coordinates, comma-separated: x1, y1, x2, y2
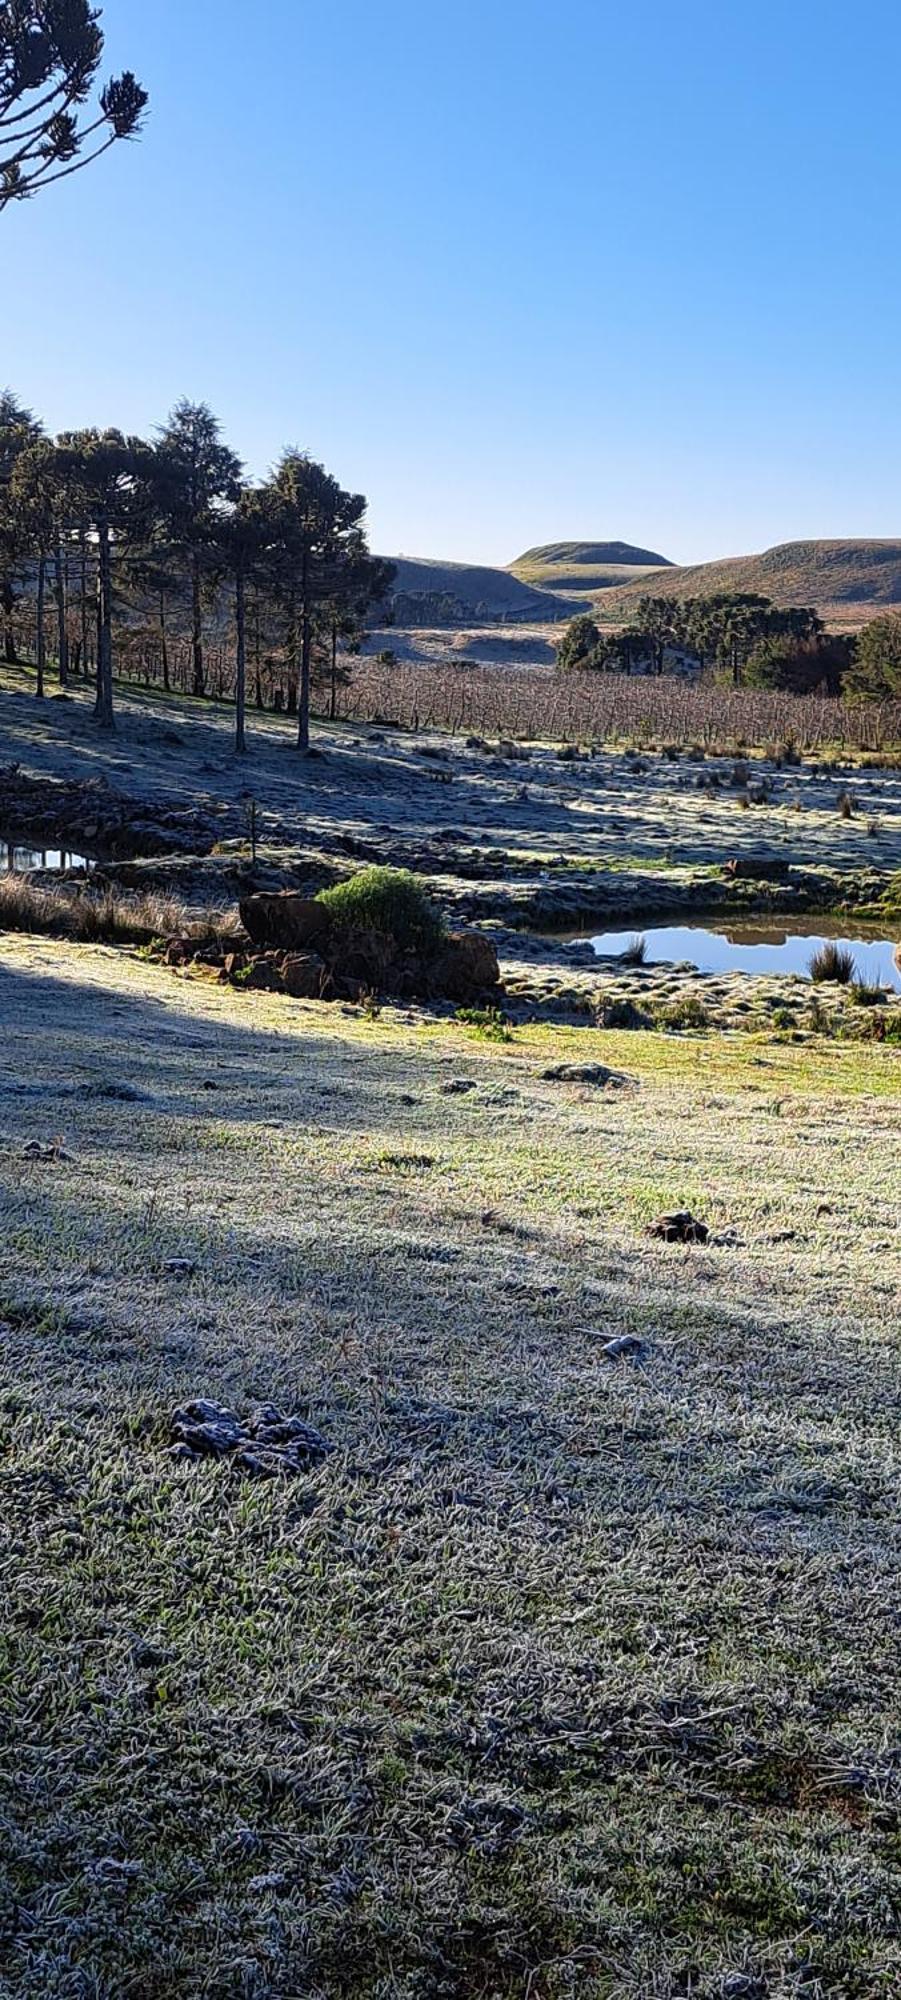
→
(657, 993, 709, 1031)
(0, 873, 237, 949)
(316, 866, 445, 956)
(620, 933, 647, 966)
(809, 940, 857, 984)
(456, 1004, 514, 1043)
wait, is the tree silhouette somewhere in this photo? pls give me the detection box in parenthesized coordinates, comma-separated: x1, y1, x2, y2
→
(155, 403, 242, 698)
(0, 388, 42, 662)
(0, 1, 147, 209)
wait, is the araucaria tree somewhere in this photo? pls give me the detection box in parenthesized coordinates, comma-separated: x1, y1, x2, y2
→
(53, 428, 155, 729)
(155, 403, 242, 698)
(9, 435, 63, 696)
(210, 486, 271, 755)
(0, 1, 147, 209)
(0, 388, 42, 663)
(264, 452, 370, 752)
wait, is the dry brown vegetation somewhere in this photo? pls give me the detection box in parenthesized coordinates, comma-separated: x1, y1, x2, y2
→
(598, 538, 901, 627)
(0, 871, 238, 947)
(333, 657, 901, 752)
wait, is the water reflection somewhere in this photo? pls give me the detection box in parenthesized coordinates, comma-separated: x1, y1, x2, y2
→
(590, 923, 901, 990)
(0, 839, 94, 873)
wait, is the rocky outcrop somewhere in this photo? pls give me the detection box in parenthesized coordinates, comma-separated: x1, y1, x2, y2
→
(239, 892, 331, 951)
(0, 766, 223, 858)
(427, 931, 501, 1002)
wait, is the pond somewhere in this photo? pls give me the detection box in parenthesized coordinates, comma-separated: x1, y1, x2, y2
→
(587, 921, 901, 990)
(1, 838, 95, 873)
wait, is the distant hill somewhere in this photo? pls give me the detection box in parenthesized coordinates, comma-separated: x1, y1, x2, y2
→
(381, 554, 575, 625)
(511, 539, 673, 596)
(598, 540, 901, 628)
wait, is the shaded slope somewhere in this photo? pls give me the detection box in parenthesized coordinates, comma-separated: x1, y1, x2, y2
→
(381, 554, 575, 624)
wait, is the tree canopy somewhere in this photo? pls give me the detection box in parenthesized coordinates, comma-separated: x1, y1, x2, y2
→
(843, 613, 901, 701)
(0, 1, 147, 208)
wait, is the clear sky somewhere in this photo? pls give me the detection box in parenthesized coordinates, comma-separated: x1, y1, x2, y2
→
(6, 0, 901, 567)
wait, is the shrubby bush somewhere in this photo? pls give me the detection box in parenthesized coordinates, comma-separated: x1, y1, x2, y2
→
(316, 866, 445, 956)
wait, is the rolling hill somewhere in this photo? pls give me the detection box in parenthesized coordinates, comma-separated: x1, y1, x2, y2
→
(597, 539, 901, 628)
(381, 554, 575, 624)
(511, 539, 673, 596)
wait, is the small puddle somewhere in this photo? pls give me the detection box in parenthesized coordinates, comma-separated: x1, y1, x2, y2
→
(1, 837, 95, 873)
(586, 921, 901, 989)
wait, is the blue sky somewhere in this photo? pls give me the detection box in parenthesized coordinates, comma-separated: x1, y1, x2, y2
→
(6, 0, 901, 566)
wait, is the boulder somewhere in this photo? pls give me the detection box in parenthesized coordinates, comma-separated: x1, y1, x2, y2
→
(428, 931, 501, 1002)
(244, 956, 281, 990)
(722, 856, 789, 882)
(239, 892, 331, 951)
(329, 924, 398, 993)
(280, 952, 328, 999)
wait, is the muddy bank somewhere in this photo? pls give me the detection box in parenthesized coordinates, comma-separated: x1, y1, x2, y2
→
(0, 765, 232, 861)
(442, 860, 898, 932)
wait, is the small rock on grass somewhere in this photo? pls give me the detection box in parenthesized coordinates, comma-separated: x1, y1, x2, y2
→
(600, 1334, 646, 1360)
(540, 1062, 633, 1088)
(645, 1210, 709, 1244)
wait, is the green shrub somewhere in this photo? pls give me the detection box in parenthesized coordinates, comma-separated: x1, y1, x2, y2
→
(317, 867, 445, 956)
(596, 995, 652, 1029)
(456, 1005, 513, 1043)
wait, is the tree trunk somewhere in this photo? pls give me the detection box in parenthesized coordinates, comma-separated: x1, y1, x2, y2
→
(2, 575, 16, 663)
(297, 545, 311, 751)
(329, 618, 338, 721)
(35, 553, 46, 698)
(53, 544, 68, 685)
(80, 534, 90, 678)
(159, 590, 170, 691)
(234, 567, 246, 754)
(191, 553, 204, 696)
(253, 597, 263, 710)
(94, 519, 115, 730)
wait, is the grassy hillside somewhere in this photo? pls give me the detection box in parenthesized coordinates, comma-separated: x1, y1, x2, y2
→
(383, 554, 575, 623)
(511, 539, 672, 596)
(598, 539, 901, 627)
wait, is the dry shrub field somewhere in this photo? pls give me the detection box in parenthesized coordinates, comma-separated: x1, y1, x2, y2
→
(333, 660, 901, 754)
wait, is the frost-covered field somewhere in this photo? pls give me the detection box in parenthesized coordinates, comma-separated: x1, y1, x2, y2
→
(1, 931, 900, 1999)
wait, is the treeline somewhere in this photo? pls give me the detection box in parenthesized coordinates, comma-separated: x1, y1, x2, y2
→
(0, 392, 394, 748)
(557, 592, 901, 701)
